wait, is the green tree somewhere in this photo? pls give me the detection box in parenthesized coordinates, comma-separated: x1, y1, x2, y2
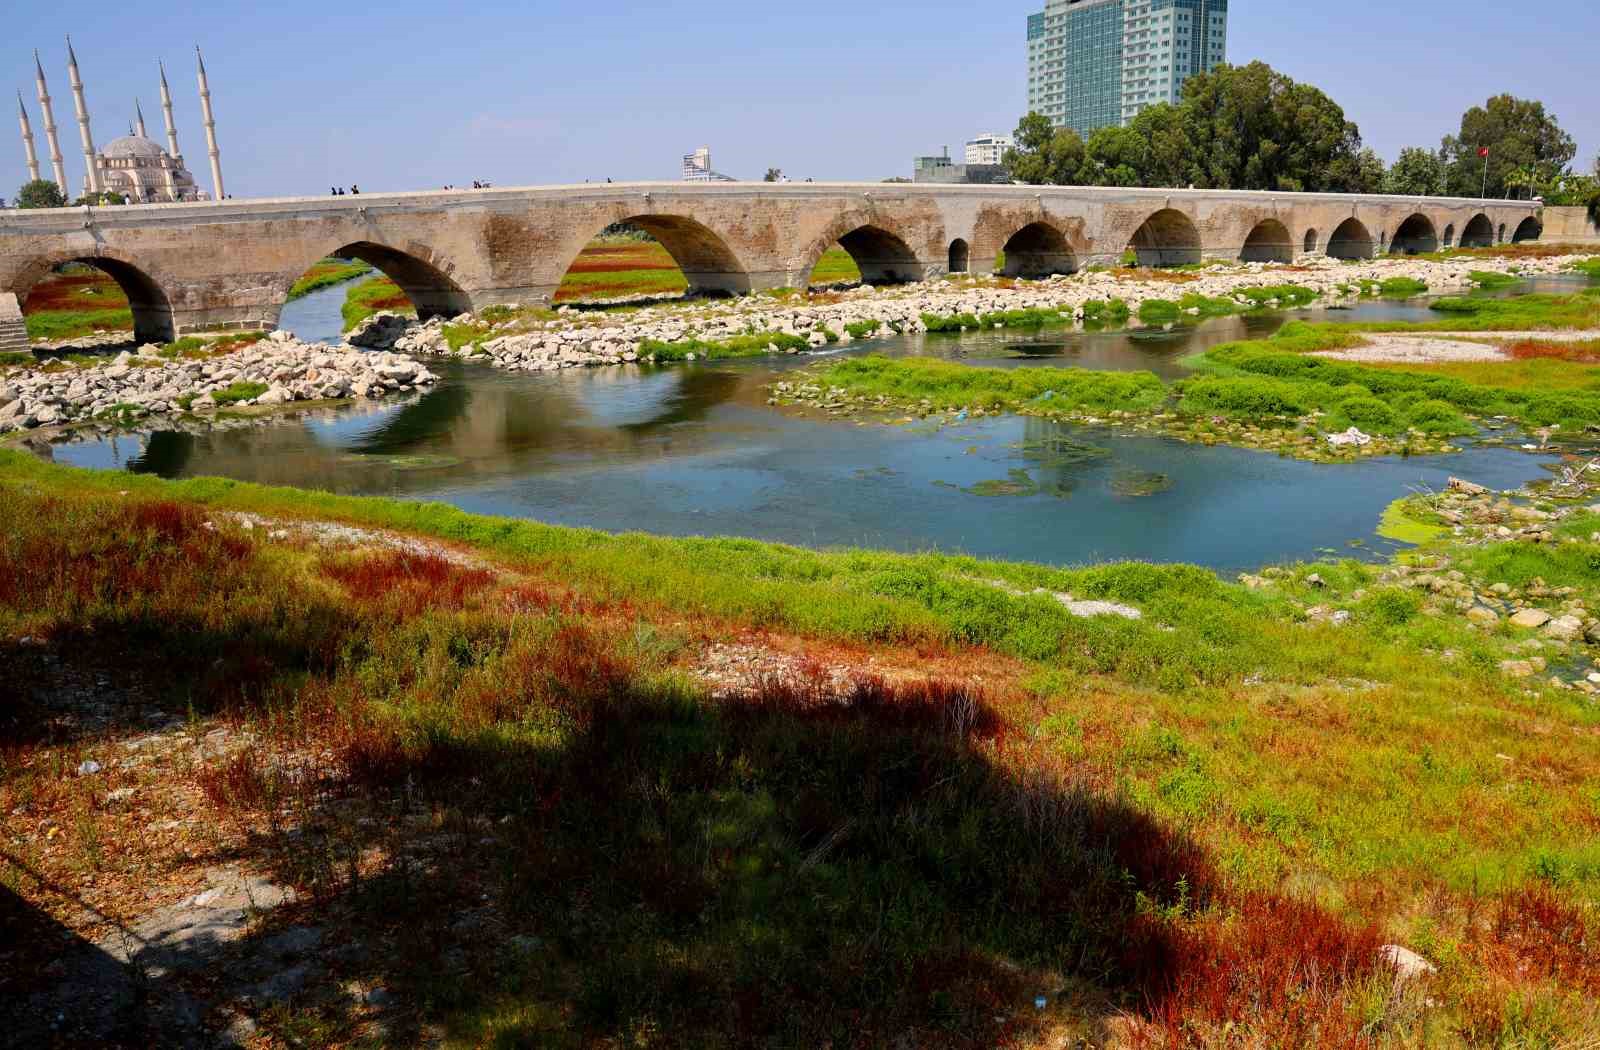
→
(1010, 62, 1374, 193)
(1002, 113, 1087, 186)
(16, 179, 66, 209)
(1383, 147, 1443, 196)
(1591, 157, 1600, 227)
(1174, 63, 1368, 192)
(1082, 124, 1148, 187)
(1127, 104, 1193, 187)
(73, 190, 127, 206)
(1441, 95, 1575, 198)
(763, 168, 783, 183)
(1349, 148, 1388, 195)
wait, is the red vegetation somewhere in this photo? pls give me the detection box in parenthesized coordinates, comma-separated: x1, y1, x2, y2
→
(0, 498, 253, 612)
(454, 622, 635, 730)
(195, 745, 275, 810)
(1480, 886, 1599, 993)
(1505, 338, 1600, 363)
(1136, 894, 1388, 1048)
(738, 670, 1005, 741)
(21, 268, 128, 313)
(319, 550, 495, 617)
(563, 245, 682, 276)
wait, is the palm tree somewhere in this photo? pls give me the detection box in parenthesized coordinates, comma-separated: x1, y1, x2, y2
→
(1503, 165, 1537, 201)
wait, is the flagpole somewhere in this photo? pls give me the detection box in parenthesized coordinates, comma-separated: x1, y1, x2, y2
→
(1481, 151, 1489, 199)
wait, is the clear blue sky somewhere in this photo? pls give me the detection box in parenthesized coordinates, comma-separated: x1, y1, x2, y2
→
(5, 1, 1597, 198)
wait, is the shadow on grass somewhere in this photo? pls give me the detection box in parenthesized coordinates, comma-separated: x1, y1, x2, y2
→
(197, 666, 1223, 1048)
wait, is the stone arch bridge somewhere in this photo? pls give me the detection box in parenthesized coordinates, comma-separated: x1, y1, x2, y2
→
(0, 183, 1543, 343)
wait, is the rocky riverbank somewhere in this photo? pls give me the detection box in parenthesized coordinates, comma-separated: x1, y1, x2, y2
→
(340, 253, 1598, 372)
(0, 331, 436, 435)
(1243, 475, 1600, 694)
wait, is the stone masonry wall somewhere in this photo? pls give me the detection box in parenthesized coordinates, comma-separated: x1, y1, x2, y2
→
(1541, 206, 1600, 244)
(0, 293, 26, 354)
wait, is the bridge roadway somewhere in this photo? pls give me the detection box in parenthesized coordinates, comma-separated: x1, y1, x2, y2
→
(0, 182, 1544, 342)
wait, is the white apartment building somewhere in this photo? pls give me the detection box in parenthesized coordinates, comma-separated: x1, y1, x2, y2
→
(965, 133, 1014, 167)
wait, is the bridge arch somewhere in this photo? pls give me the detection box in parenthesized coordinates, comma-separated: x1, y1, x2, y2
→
(1325, 218, 1375, 260)
(1442, 223, 1456, 249)
(581, 214, 752, 298)
(1303, 229, 1318, 255)
(272, 241, 473, 329)
(1498, 222, 1507, 243)
(12, 251, 175, 344)
(1239, 218, 1294, 263)
(1460, 214, 1494, 248)
(798, 218, 923, 287)
(1512, 217, 1542, 243)
(948, 239, 970, 274)
(1000, 221, 1078, 278)
(1389, 214, 1439, 255)
(1127, 208, 1201, 267)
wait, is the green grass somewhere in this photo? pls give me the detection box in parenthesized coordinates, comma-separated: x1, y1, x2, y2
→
(1202, 317, 1600, 433)
(1467, 270, 1521, 290)
(341, 276, 416, 331)
(1376, 496, 1451, 545)
(1378, 277, 1429, 297)
(211, 380, 270, 406)
(1418, 288, 1600, 331)
(640, 331, 811, 362)
(1081, 298, 1131, 325)
(286, 258, 374, 300)
(23, 307, 135, 342)
(808, 247, 863, 286)
(1235, 284, 1319, 308)
(803, 355, 1168, 416)
(1138, 293, 1239, 324)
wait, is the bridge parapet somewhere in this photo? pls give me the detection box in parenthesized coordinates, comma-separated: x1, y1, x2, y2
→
(0, 184, 1544, 341)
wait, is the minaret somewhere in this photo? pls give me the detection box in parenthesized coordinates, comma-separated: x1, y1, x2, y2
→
(158, 62, 180, 158)
(34, 51, 67, 191)
(195, 47, 223, 200)
(157, 64, 181, 201)
(66, 37, 101, 194)
(17, 93, 42, 184)
(134, 99, 148, 138)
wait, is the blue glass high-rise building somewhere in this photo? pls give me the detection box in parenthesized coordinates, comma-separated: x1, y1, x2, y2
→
(1027, 0, 1229, 137)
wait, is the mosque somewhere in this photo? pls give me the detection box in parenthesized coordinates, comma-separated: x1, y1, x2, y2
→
(15, 40, 224, 204)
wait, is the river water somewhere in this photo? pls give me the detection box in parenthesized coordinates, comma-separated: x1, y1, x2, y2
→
(46, 276, 1591, 573)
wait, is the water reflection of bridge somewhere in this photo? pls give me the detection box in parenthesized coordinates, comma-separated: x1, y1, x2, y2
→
(104, 364, 755, 491)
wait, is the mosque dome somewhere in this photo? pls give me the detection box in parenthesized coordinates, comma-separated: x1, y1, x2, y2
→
(103, 135, 168, 160)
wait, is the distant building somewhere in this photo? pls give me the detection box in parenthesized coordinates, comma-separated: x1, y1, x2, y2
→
(965, 133, 1013, 167)
(913, 149, 955, 181)
(681, 146, 736, 183)
(1026, 0, 1228, 137)
(912, 147, 1010, 185)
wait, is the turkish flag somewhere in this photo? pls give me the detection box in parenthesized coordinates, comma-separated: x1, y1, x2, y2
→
(1478, 147, 1490, 158)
